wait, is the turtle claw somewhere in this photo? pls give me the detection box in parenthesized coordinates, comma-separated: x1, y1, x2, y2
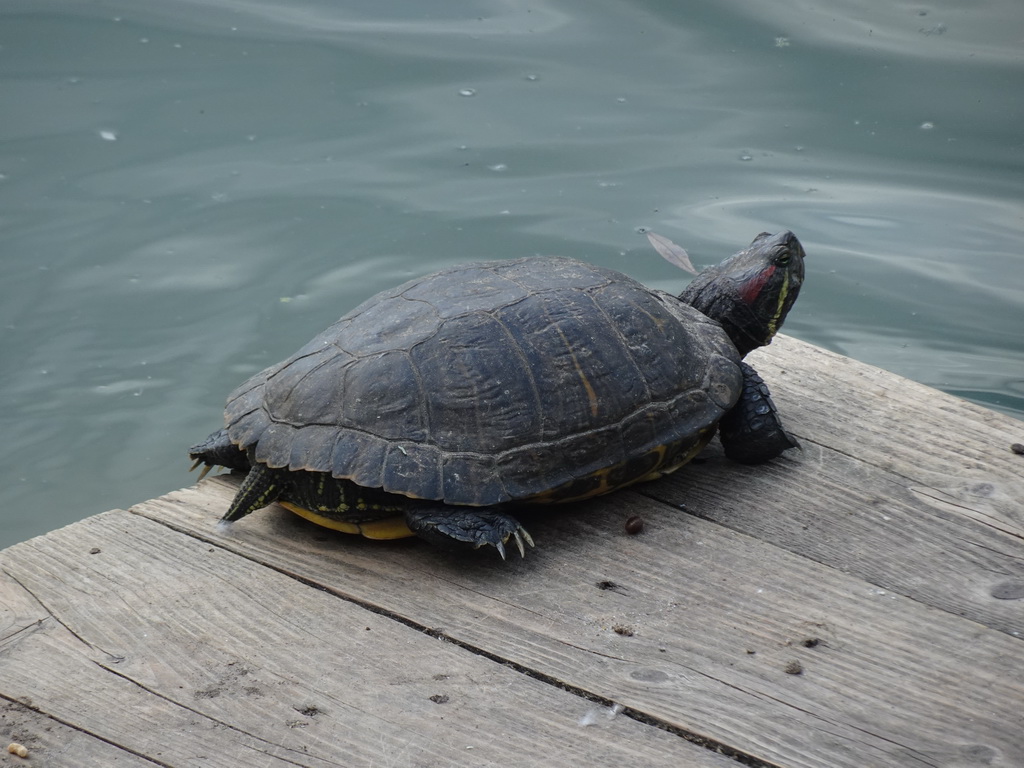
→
(484, 522, 534, 560)
(512, 528, 534, 559)
(405, 505, 533, 558)
(189, 455, 215, 481)
(485, 526, 533, 560)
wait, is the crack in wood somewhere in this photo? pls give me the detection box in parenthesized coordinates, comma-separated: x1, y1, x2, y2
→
(909, 486, 1023, 540)
(2, 568, 125, 663)
(0, 617, 45, 650)
(554, 638, 631, 662)
(950, 536, 1024, 568)
(747, 687, 939, 767)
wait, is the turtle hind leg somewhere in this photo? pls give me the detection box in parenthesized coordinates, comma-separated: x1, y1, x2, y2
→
(189, 428, 251, 478)
(719, 361, 800, 465)
(405, 504, 534, 559)
(221, 464, 290, 523)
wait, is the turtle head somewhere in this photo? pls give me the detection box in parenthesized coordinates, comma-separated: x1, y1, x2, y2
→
(680, 231, 805, 356)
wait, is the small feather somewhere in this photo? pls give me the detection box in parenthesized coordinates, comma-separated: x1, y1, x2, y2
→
(647, 232, 697, 275)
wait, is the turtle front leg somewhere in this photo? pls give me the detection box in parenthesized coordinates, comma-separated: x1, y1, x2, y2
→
(718, 361, 800, 464)
(404, 504, 534, 560)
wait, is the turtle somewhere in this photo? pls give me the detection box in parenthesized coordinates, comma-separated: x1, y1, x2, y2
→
(190, 230, 805, 558)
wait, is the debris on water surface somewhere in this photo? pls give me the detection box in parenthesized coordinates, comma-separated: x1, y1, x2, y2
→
(784, 661, 804, 675)
(1010, 443, 1024, 455)
(646, 232, 697, 275)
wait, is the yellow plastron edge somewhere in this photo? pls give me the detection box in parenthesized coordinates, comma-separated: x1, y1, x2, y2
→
(279, 502, 415, 540)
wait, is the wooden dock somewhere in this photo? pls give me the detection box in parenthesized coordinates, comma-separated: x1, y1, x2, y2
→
(2, 335, 1022, 767)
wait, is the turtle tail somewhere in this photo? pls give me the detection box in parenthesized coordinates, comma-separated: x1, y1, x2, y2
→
(222, 464, 288, 523)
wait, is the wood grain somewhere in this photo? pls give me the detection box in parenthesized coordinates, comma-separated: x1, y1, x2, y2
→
(135, 476, 1024, 768)
(1, 698, 155, 767)
(641, 334, 1024, 636)
(751, 335, 1024, 536)
(0, 510, 734, 768)
(645, 439, 1024, 636)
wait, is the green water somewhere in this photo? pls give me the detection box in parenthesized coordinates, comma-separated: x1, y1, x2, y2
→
(2, 0, 1022, 548)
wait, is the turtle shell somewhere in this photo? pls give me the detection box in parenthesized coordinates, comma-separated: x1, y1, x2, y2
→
(224, 257, 742, 506)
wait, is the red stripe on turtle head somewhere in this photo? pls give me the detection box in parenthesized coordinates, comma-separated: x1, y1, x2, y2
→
(738, 264, 775, 306)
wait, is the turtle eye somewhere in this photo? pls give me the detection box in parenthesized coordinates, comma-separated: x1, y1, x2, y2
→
(775, 251, 791, 266)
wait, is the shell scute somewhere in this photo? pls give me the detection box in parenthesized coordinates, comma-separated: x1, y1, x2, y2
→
(382, 442, 443, 500)
(331, 431, 388, 489)
(410, 311, 539, 453)
(441, 454, 507, 506)
(286, 424, 339, 473)
(340, 292, 441, 355)
(264, 347, 353, 427)
(492, 289, 637, 441)
(493, 257, 611, 291)
(402, 265, 530, 319)
(339, 351, 426, 441)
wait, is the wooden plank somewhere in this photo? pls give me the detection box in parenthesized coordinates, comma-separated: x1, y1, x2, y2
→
(136, 476, 1024, 768)
(639, 334, 1024, 637)
(0, 510, 735, 768)
(751, 335, 1024, 537)
(1, 698, 155, 767)
(645, 444, 1024, 637)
